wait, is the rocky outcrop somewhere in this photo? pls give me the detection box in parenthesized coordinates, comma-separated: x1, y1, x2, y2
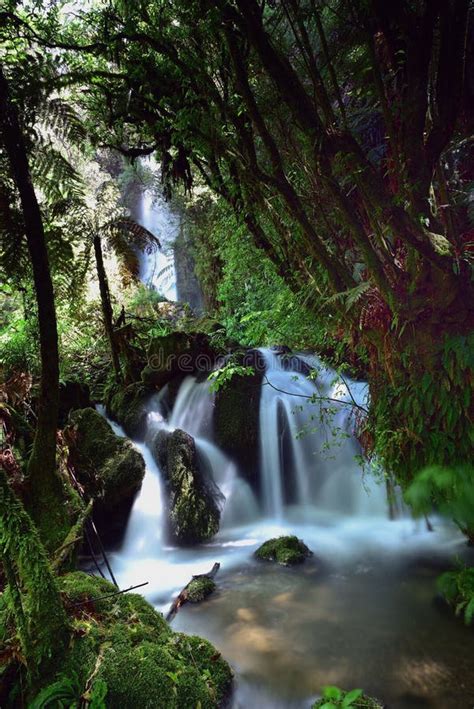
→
(142, 331, 217, 389)
(153, 428, 223, 545)
(67, 408, 145, 541)
(213, 348, 265, 491)
(255, 536, 312, 566)
(105, 381, 150, 440)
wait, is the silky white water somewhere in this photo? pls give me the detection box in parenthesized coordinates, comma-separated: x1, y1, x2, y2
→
(98, 353, 464, 621)
(94, 189, 474, 708)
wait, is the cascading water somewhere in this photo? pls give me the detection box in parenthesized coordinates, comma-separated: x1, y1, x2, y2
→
(92, 190, 473, 709)
(128, 182, 179, 301)
(259, 348, 387, 520)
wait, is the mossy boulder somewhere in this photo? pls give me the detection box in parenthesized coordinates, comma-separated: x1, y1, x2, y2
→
(153, 428, 223, 545)
(143, 331, 217, 389)
(186, 576, 216, 603)
(213, 348, 264, 491)
(255, 536, 312, 566)
(105, 381, 150, 440)
(23, 571, 232, 708)
(67, 408, 145, 541)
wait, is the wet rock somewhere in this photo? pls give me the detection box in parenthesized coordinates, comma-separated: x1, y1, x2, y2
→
(67, 408, 145, 542)
(143, 331, 217, 389)
(105, 381, 150, 440)
(153, 428, 223, 545)
(213, 348, 265, 492)
(255, 535, 312, 566)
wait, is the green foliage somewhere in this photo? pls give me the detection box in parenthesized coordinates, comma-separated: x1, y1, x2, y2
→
(312, 686, 382, 709)
(405, 464, 474, 537)
(0, 469, 69, 678)
(437, 565, 474, 626)
(208, 361, 255, 392)
(367, 334, 474, 488)
(192, 200, 337, 352)
(29, 672, 81, 708)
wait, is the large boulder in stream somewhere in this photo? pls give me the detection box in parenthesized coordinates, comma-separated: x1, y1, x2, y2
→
(153, 428, 223, 545)
(67, 408, 145, 541)
(105, 380, 151, 440)
(213, 348, 265, 491)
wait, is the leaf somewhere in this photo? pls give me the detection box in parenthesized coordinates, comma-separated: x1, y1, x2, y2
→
(320, 703, 338, 709)
(322, 686, 343, 700)
(342, 688, 364, 706)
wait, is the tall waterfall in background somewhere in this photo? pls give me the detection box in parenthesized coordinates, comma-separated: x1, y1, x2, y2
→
(127, 162, 203, 311)
(129, 183, 179, 301)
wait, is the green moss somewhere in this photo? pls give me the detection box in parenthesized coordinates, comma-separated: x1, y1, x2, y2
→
(67, 408, 145, 537)
(255, 536, 312, 566)
(24, 571, 233, 708)
(213, 350, 263, 490)
(105, 381, 149, 439)
(154, 429, 221, 544)
(187, 576, 216, 602)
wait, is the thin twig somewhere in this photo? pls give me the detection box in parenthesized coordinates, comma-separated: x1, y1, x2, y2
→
(68, 582, 149, 608)
(263, 375, 369, 413)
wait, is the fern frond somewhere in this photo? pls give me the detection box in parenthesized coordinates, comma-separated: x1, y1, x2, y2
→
(37, 97, 87, 146)
(319, 281, 371, 313)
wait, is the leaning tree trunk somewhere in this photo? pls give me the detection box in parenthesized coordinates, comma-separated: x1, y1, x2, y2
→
(0, 66, 69, 551)
(93, 234, 122, 382)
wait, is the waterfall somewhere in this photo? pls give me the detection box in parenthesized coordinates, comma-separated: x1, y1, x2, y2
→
(129, 184, 179, 301)
(258, 348, 387, 520)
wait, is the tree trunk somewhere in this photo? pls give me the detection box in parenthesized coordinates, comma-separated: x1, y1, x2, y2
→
(0, 467, 69, 680)
(93, 234, 122, 381)
(0, 66, 68, 551)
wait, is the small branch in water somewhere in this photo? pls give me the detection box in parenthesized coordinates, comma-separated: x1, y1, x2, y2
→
(166, 562, 220, 623)
(263, 376, 369, 414)
(67, 581, 149, 608)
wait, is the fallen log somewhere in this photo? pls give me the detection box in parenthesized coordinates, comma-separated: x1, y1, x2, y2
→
(166, 562, 220, 622)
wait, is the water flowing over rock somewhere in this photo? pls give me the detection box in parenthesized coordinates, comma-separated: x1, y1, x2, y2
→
(213, 348, 265, 491)
(67, 407, 145, 542)
(258, 348, 387, 519)
(153, 427, 223, 545)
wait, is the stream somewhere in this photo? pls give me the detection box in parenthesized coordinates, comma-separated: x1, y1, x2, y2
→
(96, 185, 474, 708)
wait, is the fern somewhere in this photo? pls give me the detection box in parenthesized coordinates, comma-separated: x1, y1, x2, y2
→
(29, 673, 81, 708)
(320, 281, 371, 313)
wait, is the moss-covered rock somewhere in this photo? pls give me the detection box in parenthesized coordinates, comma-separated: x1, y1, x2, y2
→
(186, 576, 216, 602)
(153, 428, 223, 545)
(255, 536, 312, 566)
(213, 348, 264, 491)
(143, 331, 217, 389)
(22, 571, 232, 708)
(67, 408, 145, 541)
(105, 381, 150, 440)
